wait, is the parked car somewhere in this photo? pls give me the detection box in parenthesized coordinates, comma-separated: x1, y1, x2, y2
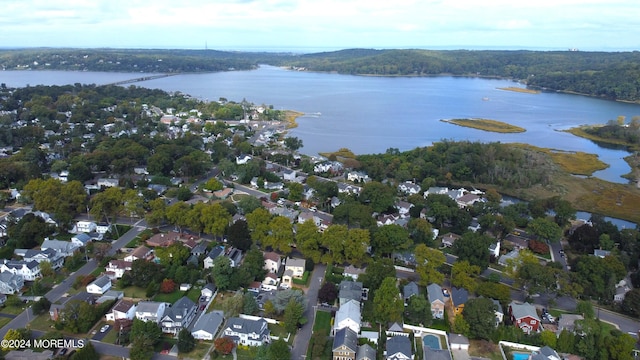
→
(100, 325, 110, 333)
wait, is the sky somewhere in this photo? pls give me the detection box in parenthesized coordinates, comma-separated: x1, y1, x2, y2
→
(2, 0, 639, 52)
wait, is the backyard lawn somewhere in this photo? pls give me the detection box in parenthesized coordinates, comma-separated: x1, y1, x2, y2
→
(313, 311, 331, 332)
(117, 286, 147, 299)
(153, 290, 187, 303)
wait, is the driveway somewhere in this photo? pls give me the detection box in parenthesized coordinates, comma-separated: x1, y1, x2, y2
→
(291, 264, 326, 360)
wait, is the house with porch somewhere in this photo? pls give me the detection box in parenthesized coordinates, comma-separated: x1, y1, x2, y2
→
(160, 296, 197, 335)
(332, 327, 358, 360)
(427, 283, 445, 319)
(509, 301, 541, 334)
(105, 299, 137, 321)
(222, 317, 271, 347)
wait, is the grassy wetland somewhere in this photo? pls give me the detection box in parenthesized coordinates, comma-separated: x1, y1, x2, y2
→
(441, 118, 526, 133)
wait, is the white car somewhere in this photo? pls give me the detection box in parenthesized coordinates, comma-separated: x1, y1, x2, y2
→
(100, 325, 110, 333)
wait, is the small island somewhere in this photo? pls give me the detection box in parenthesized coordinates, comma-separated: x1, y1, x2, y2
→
(497, 86, 541, 94)
(441, 118, 526, 133)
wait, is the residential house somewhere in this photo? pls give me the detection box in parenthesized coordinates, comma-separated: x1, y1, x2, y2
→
(456, 193, 482, 208)
(235, 154, 252, 165)
(394, 201, 413, 217)
(86, 275, 112, 295)
(339, 280, 364, 307)
(347, 171, 369, 183)
(264, 181, 284, 191)
(213, 188, 233, 199)
(191, 311, 224, 340)
(19, 248, 64, 270)
(282, 169, 297, 181)
(509, 301, 541, 334)
(450, 287, 468, 316)
(427, 283, 445, 319)
(397, 181, 421, 195)
(203, 246, 225, 269)
(124, 245, 152, 262)
(261, 273, 280, 291)
(190, 242, 208, 258)
(337, 182, 361, 195)
(0, 272, 24, 294)
(334, 299, 362, 334)
(332, 327, 358, 360)
(557, 314, 584, 335)
(467, 218, 481, 232)
(594, 249, 611, 258)
(403, 282, 419, 305)
(530, 346, 561, 360)
(201, 283, 217, 301)
(71, 233, 91, 247)
(449, 334, 470, 351)
(226, 248, 243, 267)
(615, 284, 631, 303)
(386, 336, 412, 360)
(0, 260, 41, 281)
(263, 252, 281, 274)
(489, 241, 501, 258)
(97, 178, 119, 188)
(96, 290, 124, 304)
(282, 257, 305, 288)
(440, 233, 461, 248)
(73, 221, 97, 233)
(146, 232, 180, 247)
(222, 317, 271, 347)
(498, 249, 520, 267)
(49, 292, 96, 321)
(135, 301, 168, 324)
(105, 260, 132, 279)
(386, 322, 405, 337)
(160, 296, 197, 335)
(357, 344, 377, 360)
(343, 265, 365, 281)
(96, 222, 112, 234)
(105, 299, 137, 321)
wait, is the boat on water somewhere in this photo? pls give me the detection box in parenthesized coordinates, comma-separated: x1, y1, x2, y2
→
(482, 97, 490, 101)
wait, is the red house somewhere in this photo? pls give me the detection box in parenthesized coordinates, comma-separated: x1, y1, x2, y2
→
(508, 301, 541, 334)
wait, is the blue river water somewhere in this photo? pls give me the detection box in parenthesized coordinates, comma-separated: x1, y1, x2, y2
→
(3, 66, 640, 184)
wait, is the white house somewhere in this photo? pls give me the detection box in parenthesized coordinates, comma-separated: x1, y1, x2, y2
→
(222, 317, 271, 347)
(105, 260, 132, 279)
(105, 299, 137, 321)
(397, 181, 421, 195)
(86, 275, 112, 295)
(96, 223, 112, 234)
(73, 221, 97, 234)
(0, 272, 24, 295)
(201, 283, 217, 300)
(41, 239, 80, 257)
(235, 154, 252, 165)
(135, 301, 168, 324)
(71, 233, 92, 247)
(282, 257, 305, 288)
(334, 299, 361, 334)
(191, 311, 224, 340)
(19, 249, 64, 270)
(347, 171, 370, 183)
(489, 241, 501, 258)
(263, 252, 281, 274)
(160, 296, 197, 335)
(97, 178, 119, 188)
(203, 246, 225, 269)
(261, 273, 280, 291)
(124, 245, 152, 262)
(0, 260, 41, 281)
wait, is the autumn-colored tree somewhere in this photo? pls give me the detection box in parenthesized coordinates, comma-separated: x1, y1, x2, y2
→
(214, 336, 235, 355)
(81, 274, 97, 287)
(160, 279, 176, 293)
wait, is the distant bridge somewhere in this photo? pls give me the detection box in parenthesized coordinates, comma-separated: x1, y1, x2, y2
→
(104, 73, 177, 86)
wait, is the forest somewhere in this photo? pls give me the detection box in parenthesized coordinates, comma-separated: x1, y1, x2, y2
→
(3, 48, 640, 101)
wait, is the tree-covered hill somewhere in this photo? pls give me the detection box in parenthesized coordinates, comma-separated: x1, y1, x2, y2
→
(3, 48, 640, 101)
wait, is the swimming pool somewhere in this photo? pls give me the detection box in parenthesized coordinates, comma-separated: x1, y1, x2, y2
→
(422, 334, 441, 350)
(513, 352, 530, 360)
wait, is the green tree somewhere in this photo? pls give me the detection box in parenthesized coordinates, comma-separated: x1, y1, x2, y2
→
(264, 215, 294, 254)
(344, 228, 370, 265)
(154, 243, 190, 266)
(295, 220, 322, 262)
(283, 298, 306, 333)
(405, 295, 432, 326)
(211, 257, 234, 291)
(462, 298, 497, 340)
(2, 329, 25, 350)
(358, 181, 395, 213)
(607, 332, 636, 360)
(237, 195, 262, 215)
(241, 248, 267, 281)
(243, 292, 260, 315)
(528, 217, 562, 242)
(451, 260, 480, 293)
(415, 244, 445, 286)
(227, 219, 252, 251)
(267, 338, 291, 360)
(246, 207, 272, 244)
(359, 258, 395, 292)
(452, 314, 470, 336)
(69, 341, 99, 360)
(202, 178, 224, 192)
(284, 136, 303, 151)
(321, 224, 347, 264)
(202, 203, 232, 238)
(556, 329, 575, 353)
(90, 186, 123, 222)
(576, 300, 595, 319)
(287, 182, 303, 202)
(408, 218, 434, 246)
(373, 277, 404, 323)
(372, 224, 411, 257)
(145, 197, 167, 227)
(177, 328, 196, 353)
(452, 232, 493, 269)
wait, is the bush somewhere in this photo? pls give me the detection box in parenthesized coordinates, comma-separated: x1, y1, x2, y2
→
(529, 239, 549, 254)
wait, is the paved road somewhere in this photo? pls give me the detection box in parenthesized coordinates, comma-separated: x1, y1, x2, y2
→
(291, 263, 327, 360)
(0, 220, 147, 351)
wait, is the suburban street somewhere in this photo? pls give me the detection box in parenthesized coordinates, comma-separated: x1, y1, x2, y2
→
(0, 220, 147, 355)
(291, 263, 326, 360)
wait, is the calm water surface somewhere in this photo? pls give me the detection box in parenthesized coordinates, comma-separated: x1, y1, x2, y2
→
(4, 66, 640, 183)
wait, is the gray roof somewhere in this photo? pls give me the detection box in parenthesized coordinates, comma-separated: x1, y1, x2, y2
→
(451, 287, 468, 307)
(192, 310, 224, 335)
(357, 344, 376, 360)
(509, 301, 540, 321)
(339, 280, 363, 302)
(423, 347, 452, 360)
(73, 233, 91, 244)
(558, 314, 583, 332)
(207, 246, 224, 260)
(386, 336, 412, 358)
(225, 317, 269, 336)
(333, 327, 358, 353)
(449, 333, 469, 345)
(136, 301, 165, 314)
(491, 299, 503, 314)
(403, 282, 419, 300)
(427, 283, 444, 304)
(90, 275, 111, 288)
(163, 296, 196, 321)
(2, 260, 39, 270)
